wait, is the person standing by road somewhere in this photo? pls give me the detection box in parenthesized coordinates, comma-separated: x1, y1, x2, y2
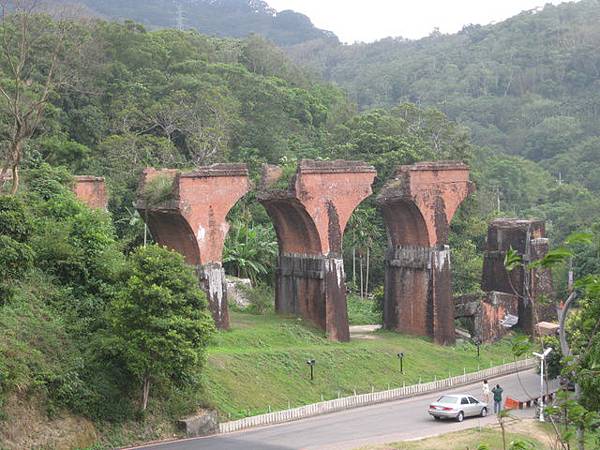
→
(492, 384, 504, 414)
(482, 379, 491, 404)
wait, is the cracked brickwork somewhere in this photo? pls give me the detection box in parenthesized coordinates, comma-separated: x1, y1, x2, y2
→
(136, 164, 250, 329)
(259, 160, 376, 342)
(481, 218, 556, 336)
(377, 162, 474, 345)
(455, 292, 519, 343)
(73, 176, 108, 209)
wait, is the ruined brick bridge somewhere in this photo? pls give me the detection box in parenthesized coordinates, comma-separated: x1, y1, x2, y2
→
(76, 160, 475, 345)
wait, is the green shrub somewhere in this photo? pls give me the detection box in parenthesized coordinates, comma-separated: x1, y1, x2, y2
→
(0, 235, 34, 303)
(271, 163, 297, 190)
(347, 294, 381, 325)
(0, 195, 33, 242)
(238, 284, 274, 315)
(540, 335, 562, 379)
(0, 274, 87, 416)
(141, 174, 175, 206)
(24, 163, 73, 201)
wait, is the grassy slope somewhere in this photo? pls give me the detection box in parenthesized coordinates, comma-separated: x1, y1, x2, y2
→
(204, 311, 520, 420)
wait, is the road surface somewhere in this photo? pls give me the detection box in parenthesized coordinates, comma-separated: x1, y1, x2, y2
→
(131, 370, 556, 450)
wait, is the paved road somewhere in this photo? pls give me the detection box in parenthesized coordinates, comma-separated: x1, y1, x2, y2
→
(131, 370, 556, 450)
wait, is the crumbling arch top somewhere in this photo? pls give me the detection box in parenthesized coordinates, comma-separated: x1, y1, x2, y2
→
(377, 161, 474, 246)
(137, 164, 251, 265)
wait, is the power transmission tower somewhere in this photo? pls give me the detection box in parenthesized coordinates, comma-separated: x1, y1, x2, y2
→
(174, 1, 185, 31)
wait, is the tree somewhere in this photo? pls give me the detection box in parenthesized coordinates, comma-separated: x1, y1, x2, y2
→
(0, 1, 72, 193)
(223, 221, 278, 285)
(506, 232, 600, 450)
(110, 245, 215, 411)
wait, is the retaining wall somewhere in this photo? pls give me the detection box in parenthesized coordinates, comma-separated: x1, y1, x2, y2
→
(219, 358, 536, 434)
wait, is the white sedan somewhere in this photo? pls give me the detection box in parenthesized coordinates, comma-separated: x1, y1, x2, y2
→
(428, 394, 488, 422)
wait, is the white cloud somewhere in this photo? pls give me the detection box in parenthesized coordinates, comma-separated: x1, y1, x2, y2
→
(266, 0, 573, 43)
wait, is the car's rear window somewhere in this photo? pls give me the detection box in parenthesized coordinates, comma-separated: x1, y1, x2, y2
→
(437, 396, 458, 404)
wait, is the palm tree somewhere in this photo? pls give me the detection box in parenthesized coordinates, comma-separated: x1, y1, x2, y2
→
(223, 222, 277, 285)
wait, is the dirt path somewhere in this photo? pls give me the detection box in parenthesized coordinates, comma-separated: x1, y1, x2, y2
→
(349, 324, 382, 339)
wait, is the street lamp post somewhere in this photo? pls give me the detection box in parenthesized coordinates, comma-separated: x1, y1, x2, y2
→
(397, 352, 404, 374)
(533, 348, 553, 422)
(306, 359, 316, 381)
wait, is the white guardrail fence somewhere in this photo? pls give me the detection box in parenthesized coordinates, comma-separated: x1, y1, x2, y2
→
(219, 358, 536, 434)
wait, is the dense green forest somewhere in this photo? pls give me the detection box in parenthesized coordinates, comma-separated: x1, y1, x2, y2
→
(1, 2, 600, 448)
(288, 0, 600, 195)
(63, 0, 338, 47)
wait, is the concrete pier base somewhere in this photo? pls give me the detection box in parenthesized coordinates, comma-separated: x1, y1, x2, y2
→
(198, 263, 228, 329)
(384, 245, 453, 344)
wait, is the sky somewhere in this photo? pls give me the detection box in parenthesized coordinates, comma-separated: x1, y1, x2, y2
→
(266, 0, 572, 43)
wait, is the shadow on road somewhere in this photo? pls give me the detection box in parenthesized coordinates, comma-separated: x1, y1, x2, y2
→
(134, 436, 295, 450)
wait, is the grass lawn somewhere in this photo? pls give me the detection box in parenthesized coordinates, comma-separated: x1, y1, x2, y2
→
(204, 311, 522, 420)
(365, 423, 544, 449)
(364, 419, 600, 449)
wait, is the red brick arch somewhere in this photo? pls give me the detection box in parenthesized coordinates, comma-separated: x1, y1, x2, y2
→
(137, 164, 251, 330)
(378, 161, 474, 345)
(259, 160, 377, 342)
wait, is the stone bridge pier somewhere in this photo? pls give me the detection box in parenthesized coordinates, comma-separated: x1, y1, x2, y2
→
(73, 176, 108, 209)
(481, 218, 555, 335)
(377, 162, 474, 345)
(137, 164, 250, 329)
(258, 160, 376, 342)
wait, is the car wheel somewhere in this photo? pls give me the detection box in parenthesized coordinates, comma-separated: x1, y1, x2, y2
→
(481, 407, 487, 417)
(433, 416, 441, 421)
(456, 411, 464, 422)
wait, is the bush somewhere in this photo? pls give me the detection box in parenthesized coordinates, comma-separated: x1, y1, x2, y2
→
(0, 195, 35, 303)
(24, 163, 73, 201)
(238, 284, 273, 315)
(0, 274, 87, 416)
(540, 335, 562, 379)
(347, 293, 382, 325)
(0, 235, 34, 303)
(141, 174, 175, 206)
(271, 162, 297, 190)
(0, 195, 33, 242)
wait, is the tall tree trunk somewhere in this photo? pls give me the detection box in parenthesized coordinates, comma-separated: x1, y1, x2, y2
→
(10, 163, 18, 195)
(365, 246, 370, 297)
(7, 140, 22, 194)
(142, 377, 151, 411)
(352, 247, 356, 290)
(359, 254, 364, 299)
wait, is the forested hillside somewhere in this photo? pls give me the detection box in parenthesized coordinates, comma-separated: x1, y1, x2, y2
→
(65, 0, 338, 46)
(288, 0, 600, 194)
(2, 4, 600, 448)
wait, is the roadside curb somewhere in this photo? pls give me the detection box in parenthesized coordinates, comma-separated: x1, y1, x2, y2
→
(219, 358, 536, 434)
